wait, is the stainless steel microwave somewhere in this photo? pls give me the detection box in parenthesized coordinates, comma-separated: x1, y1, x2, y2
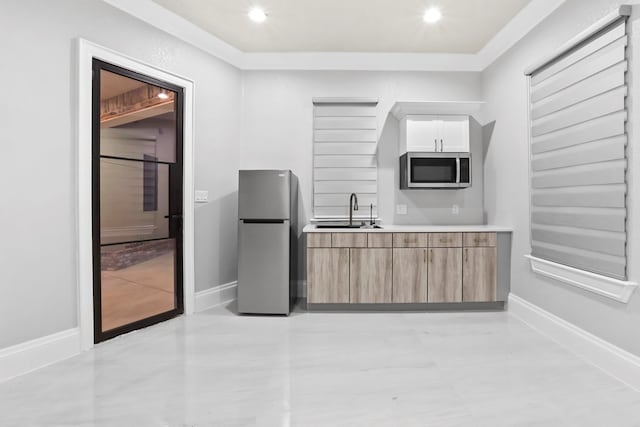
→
(400, 152, 471, 189)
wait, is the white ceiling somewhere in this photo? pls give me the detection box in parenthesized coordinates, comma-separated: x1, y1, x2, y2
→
(103, 0, 566, 71)
(100, 70, 147, 99)
(151, 0, 531, 53)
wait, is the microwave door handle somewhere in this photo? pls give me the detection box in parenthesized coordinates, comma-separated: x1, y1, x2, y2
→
(456, 157, 461, 184)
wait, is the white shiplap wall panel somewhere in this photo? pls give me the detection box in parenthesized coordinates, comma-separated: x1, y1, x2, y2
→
(314, 142, 377, 155)
(314, 155, 377, 168)
(314, 129, 377, 142)
(314, 180, 377, 194)
(313, 100, 378, 218)
(527, 17, 628, 280)
(313, 206, 377, 217)
(314, 105, 377, 117)
(315, 194, 377, 207)
(314, 116, 377, 130)
(314, 167, 377, 181)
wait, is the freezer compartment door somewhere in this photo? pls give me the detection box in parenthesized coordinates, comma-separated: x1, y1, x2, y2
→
(238, 170, 291, 220)
(237, 220, 290, 314)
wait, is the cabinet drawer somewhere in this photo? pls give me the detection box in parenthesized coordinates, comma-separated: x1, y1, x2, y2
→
(307, 233, 331, 248)
(368, 233, 392, 248)
(463, 232, 497, 247)
(332, 233, 367, 248)
(428, 233, 462, 247)
(393, 233, 427, 247)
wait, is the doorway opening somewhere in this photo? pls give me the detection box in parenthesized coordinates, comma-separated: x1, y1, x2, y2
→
(92, 59, 185, 343)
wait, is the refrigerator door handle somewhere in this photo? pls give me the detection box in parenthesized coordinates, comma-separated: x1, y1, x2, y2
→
(241, 219, 287, 224)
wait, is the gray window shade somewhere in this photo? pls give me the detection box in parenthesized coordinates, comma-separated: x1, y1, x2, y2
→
(313, 99, 378, 218)
(527, 18, 628, 280)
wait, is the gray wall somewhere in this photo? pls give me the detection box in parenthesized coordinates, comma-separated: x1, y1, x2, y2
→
(482, 0, 640, 356)
(0, 0, 241, 348)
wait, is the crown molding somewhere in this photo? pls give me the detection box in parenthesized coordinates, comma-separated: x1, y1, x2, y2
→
(476, 0, 567, 70)
(102, 0, 567, 72)
(239, 52, 481, 71)
(102, 0, 244, 66)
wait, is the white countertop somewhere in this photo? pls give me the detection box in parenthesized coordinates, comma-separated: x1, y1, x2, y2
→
(303, 224, 512, 233)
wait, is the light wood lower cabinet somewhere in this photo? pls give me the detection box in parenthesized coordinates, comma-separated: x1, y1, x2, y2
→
(307, 231, 503, 306)
(307, 233, 331, 248)
(427, 248, 462, 303)
(307, 248, 349, 303)
(392, 249, 428, 302)
(350, 249, 393, 303)
(463, 247, 497, 302)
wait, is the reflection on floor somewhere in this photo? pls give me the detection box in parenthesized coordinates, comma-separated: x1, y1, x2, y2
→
(101, 252, 175, 331)
(1, 305, 639, 426)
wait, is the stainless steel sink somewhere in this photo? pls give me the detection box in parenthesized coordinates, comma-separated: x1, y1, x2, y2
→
(315, 223, 383, 229)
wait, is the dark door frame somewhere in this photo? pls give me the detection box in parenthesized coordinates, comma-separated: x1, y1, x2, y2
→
(92, 59, 185, 343)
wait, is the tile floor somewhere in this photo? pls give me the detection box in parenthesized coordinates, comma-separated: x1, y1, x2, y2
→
(1, 304, 639, 426)
(101, 252, 175, 331)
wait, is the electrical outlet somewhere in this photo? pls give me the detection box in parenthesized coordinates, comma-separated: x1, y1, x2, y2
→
(396, 204, 408, 215)
(195, 190, 209, 203)
(452, 204, 459, 215)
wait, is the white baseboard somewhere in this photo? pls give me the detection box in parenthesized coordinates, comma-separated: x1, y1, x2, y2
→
(195, 281, 237, 312)
(0, 328, 81, 383)
(509, 294, 640, 391)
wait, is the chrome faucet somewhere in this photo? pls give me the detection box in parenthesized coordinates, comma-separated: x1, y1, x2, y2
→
(349, 193, 359, 226)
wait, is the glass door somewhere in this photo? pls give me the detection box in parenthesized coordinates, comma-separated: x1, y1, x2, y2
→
(92, 59, 184, 343)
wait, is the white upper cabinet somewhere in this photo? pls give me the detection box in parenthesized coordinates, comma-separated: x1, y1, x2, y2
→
(400, 115, 469, 153)
(439, 116, 470, 152)
(404, 116, 440, 152)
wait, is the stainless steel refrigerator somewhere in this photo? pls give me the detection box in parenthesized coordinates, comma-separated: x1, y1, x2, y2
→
(237, 170, 298, 315)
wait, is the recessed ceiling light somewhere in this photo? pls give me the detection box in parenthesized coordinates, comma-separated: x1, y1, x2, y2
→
(248, 7, 267, 23)
(423, 7, 442, 24)
(157, 92, 169, 100)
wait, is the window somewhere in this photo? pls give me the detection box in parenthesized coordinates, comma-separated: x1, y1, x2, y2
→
(525, 8, 637, 302)
(143, 154, 158, 212)
(312, 98, 378, 219)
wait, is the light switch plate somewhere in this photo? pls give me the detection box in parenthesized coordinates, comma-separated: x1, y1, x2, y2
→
(396, 204, 407, 215)
(195, 190, 209, 203)
(452, 204, 459, 215)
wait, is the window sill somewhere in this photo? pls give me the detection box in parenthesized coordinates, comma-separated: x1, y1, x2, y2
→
(525, 255, 638, 303)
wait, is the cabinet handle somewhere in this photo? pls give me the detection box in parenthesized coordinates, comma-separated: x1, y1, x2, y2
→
(464, 249, 468, 263)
